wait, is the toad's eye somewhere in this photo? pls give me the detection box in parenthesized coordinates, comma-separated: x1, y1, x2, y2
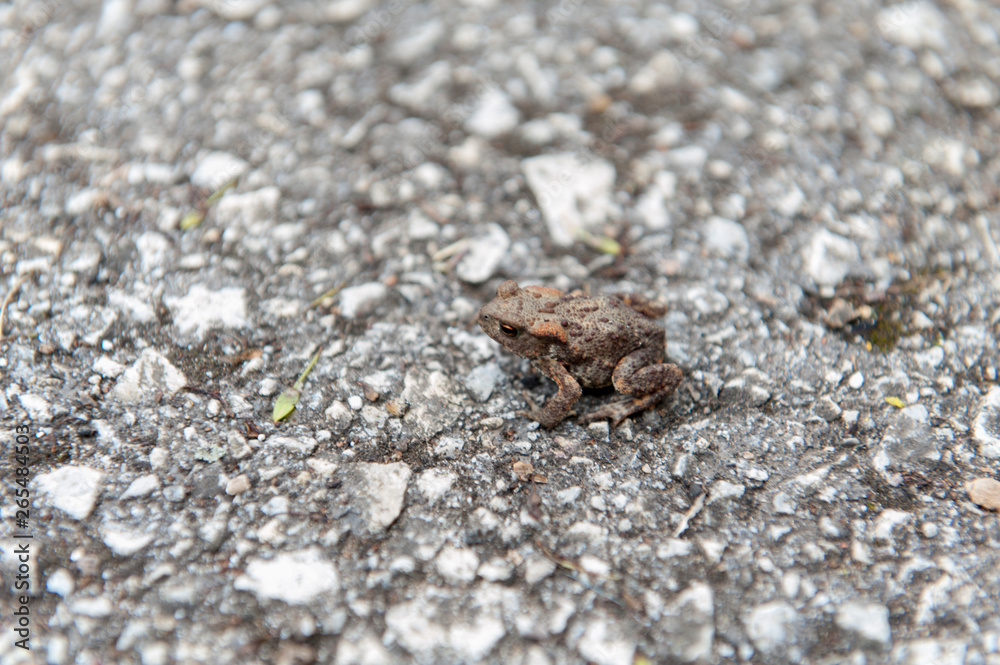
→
(499, 323, 518, 337)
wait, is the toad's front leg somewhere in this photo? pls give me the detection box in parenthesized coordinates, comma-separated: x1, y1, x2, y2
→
(524, 357, 582, 428)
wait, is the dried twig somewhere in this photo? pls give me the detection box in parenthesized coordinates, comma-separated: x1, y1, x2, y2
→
(0, 276, 27, 347)
(672, 492, 706, 538)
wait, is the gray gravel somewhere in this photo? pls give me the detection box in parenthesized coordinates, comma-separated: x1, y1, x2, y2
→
(3, 1, 1000, 664)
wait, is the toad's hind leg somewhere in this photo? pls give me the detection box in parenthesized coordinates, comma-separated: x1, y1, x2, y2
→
(579, 362, 683, 427)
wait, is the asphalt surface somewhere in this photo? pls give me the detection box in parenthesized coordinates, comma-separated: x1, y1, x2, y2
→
(2, 1, 1000, 664)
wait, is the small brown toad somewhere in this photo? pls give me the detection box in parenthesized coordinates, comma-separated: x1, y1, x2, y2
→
(478, 280, 682, 428)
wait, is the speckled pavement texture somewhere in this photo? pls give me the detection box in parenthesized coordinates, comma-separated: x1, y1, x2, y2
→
(2, 1, 1000, 664)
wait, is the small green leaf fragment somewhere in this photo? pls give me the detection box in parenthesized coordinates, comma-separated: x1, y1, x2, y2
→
(293, 348, 322, 390)
(273, 348, 322, 422)
(273, 387, 300, 422)
(180, 210, 205, 230)
(574, 228, 622, 255)
(591, 235, 622, 255)
(884, 396, 906, 408)
(205, 177, 238, 206)
(309, 282, 346, 309)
